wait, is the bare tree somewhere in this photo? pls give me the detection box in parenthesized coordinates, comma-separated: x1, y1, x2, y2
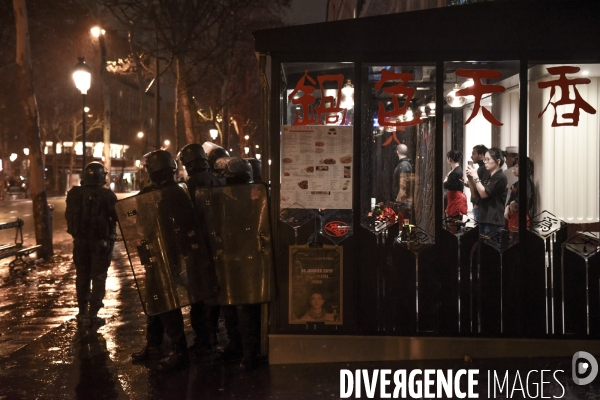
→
(12, 0, 52, 257)
(101, 0, 289, 149)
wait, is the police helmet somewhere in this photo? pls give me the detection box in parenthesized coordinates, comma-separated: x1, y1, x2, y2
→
(244, 158, 262, 182)
(207, 147, 230, 171)
(223, 157, 253, 183)
(81, 162, 107, 186)
(143, 150, 177, 173)
(177, 143, 208, 166)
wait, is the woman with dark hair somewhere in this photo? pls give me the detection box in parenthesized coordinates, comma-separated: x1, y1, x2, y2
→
(466, 147, 508, 236)
(444, 150, 467, 221)
(504, 156, 535, 232)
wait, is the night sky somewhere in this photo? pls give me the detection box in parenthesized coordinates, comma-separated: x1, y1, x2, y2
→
(286, 0, 328, 25)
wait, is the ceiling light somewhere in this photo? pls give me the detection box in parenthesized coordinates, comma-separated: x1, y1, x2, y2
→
(446, 84, 466, 108)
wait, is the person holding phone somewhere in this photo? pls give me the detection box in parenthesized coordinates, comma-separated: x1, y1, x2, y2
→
(444, 150, 467, 221)
(466, 145, 488, 222)
(466, 147, 508, 236)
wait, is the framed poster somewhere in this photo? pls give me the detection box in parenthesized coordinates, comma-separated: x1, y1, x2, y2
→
(288, 244, 343, 325)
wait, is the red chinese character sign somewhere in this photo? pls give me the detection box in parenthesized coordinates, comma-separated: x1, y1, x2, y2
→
(288, 71, 349, 126)
(288, 71, 317, 125)
(537, 66, 597, 127)
(455, 69, 506, 126)
(374, 69, 421, 146)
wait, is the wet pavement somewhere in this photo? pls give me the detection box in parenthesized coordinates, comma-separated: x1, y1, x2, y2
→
(1, 198, 600, 399)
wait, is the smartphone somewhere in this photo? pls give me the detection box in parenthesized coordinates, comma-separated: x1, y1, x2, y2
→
(467, 161, 474, 167)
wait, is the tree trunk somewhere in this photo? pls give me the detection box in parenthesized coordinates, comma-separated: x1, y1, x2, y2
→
(99, 33, 111, 183)
(177, 56, 196, 144)
(13, 0, 52, 258)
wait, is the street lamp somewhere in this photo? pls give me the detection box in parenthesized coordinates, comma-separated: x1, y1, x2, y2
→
(209, 129, 218, 141)
(90, 26, 105, 38)
(137, 131, 144, 139)
(164, 139, 170, 147)
(23, 148, 29, 156)
(73, 57, 92, 170)
(255, 154, 261, 160)
(244, 146, 250, 155)
(9, 153, 17, 162)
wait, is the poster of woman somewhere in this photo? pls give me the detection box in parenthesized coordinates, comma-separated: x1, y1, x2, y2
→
(288, 244, 343, 325)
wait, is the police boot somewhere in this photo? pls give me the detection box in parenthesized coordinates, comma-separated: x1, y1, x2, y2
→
(156, 350, 189, 372)
(239, 346, 258, 372)
(218, 341, 243, 361)
(89, 311, 105, 328)
(188, 342, 217, 364)
(76, 308, 90, 328)
(131, 344, 163, 362)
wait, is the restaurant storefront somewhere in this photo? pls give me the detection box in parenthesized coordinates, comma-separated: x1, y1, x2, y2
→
(254, 1, 600, 363)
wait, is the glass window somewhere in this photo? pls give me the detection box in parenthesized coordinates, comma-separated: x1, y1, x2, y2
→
(360, 64, 436, 238)
(528, 63, 599, 226)
(279, 62, 355, 244)
(442, 61, 520, 238)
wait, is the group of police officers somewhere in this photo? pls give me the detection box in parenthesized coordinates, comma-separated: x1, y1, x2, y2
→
(66, 143, 264, 372)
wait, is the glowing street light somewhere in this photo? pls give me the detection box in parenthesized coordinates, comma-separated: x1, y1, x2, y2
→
(209, 129, 218, 141)
(164, 139, 170, 147)
(255, 154, 261, 160)
(137, 131, 144, 138)
(244, 135, 249, 140)
(23, 148, 29, 156)
(90, 26, 105, 38)
(244, 146, 250, 155)
(9, 153, 17, 162)
(73, 57, 92, 169)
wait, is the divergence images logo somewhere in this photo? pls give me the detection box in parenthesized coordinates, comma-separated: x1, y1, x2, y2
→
(572, 351, 598, 385)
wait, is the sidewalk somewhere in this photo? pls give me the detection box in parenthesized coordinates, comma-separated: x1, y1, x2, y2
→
(0, 241, 598, 399)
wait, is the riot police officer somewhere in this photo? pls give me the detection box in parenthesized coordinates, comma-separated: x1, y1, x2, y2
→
(177, 143, 224, 362)
(130, 150, 190, 371)
(65, 162, 117, 328)
(202, 154, 261, 371)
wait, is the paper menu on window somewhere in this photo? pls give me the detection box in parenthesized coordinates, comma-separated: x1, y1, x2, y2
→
(280, 125, 353, 210)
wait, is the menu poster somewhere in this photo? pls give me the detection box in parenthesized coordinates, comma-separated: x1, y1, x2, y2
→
(281, 125, 353, 210)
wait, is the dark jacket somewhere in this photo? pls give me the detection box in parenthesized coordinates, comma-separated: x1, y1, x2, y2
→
(65, 185, 117, 240)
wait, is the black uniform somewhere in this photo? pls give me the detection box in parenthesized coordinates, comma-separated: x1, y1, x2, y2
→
(139, 180, 188, 355)
(66, 185, 117, 317)
(186, 170, 224, 352)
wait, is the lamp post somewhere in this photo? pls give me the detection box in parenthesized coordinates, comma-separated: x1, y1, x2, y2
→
(23, 148, 30, 198)
(73, 57, 92, 170)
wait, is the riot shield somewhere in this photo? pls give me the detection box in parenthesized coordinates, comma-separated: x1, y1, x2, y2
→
(116, 184, 219, 316)
(195, 183, 275, 305)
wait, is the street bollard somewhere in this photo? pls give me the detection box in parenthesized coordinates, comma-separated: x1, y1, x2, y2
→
(47, 204, 54, 240)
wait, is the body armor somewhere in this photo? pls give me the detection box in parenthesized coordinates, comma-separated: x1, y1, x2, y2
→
(195, 182, 275, 305)
(116, 183, 219, 315)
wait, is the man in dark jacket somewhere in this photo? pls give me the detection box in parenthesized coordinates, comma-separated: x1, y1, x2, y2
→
(65, 162, 117, 328)
(468, 144, 489, 222)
